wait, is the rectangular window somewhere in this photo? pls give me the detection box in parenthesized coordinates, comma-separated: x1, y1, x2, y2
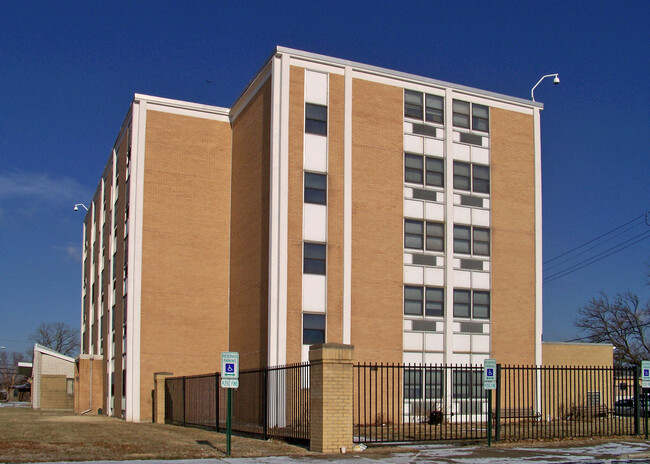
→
(472, 104, 489, 132)
(304, 172, 327, 205)
(453, 161, 471, 191)
(426, 368, 445, 399)
(405, 154, 423, 184)
(425, 288, 444, 317)
(304, 243, 326, 275)
(473, 291, 490, 319)
(66, 378, 74, 395)
(305, 103, 327, 136)
(404, 90, 423, 119)
(303, 313, 325, 344)
(473, 227, 490, 256)
(426, 157, 444, 187)
(453, 290, 471, 318)
(452, 100, 470, 129)
(426, 95, 444, 124)
(426, 222, 444, 252)
(404, 286, 423, 316)
(404, 368, 422, 399)
(472, 164, 490, 194)
(404, 219, 424, 250)
(452, 370, 484, 399)
(453, 226, 471, 254)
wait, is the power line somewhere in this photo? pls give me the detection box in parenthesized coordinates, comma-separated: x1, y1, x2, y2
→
(544, 214, 645, 265)
(543, 231, 650, 284)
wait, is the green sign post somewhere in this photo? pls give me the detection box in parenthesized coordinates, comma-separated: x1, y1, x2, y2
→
(483, 359, 497, 447)
(221, 352, 239, 457)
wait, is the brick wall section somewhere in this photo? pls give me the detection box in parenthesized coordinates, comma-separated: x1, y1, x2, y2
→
(490, 108, 536, 366)
(74, 356, 105, 414)
(542, 343, 613, 367)
(350, 79, 403, 364)
(309, 343, 354, 453)
(152, 372, 173, 423)
(139, 110, 232, 421)
(229, 80, 272, 370)
(41, 375, 73, 410)
(286, 66, 305, 364)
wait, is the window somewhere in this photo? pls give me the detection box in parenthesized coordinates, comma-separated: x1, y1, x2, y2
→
(426, 222, 444, 252)
(303, 313, 325, 344)
(454, 290, 490, 319)
(472, 165, 490, 194)
(404, 367, 444, 400)
(452, 370, 484, 399)
(304, 243, 326, 275)
(453, 226, 471, 254)
(404, 285, 444, 317)
(405, 90, 444, 124)
(66, 378, 74, 396)
(454, 225, 490, 256)
(304, 172, 327, 205)
(426, 157, 444, 187)
(473, 227, 490, 256)
(404, 90, 423, 119)
(404, 368, 422, 399)
(426, 95, 444, 124)
(305, 103, 327, 136)
(453, 99, 490, 133)
(453, 162, 471, 191)
(404, 220, 423, 249)
(405, 154, 423, 184)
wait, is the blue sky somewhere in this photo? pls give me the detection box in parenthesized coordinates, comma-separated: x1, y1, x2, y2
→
(1, 1, 648, 355)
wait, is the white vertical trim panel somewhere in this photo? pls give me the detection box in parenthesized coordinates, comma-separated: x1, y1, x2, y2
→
(534, 108, 543, 366)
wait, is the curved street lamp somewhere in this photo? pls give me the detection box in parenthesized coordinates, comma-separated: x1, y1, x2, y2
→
(531, 73, 560, 102)
(74, 203, 88, 212)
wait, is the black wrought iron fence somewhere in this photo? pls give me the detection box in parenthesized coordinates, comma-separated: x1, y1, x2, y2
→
(164, 362, 309, 443)
(354, 363, 644, 444)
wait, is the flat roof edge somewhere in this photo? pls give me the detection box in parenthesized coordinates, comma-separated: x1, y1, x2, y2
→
(134, 93, 230, 115)
(276, 46, 544, 109)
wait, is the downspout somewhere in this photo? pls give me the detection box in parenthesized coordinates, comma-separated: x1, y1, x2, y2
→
(81, 358, 93, 414)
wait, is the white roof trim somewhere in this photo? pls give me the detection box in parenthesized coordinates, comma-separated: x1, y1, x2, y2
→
(134, 94, 230, 116)
(34, 343, 75, 363)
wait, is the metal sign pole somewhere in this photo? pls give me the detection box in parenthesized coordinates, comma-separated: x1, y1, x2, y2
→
(487, 390, 492, 447)
(226, 388, 232, 456)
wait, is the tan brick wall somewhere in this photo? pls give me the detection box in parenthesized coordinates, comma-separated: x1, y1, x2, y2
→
(309, 344, 354, 453)
(286, 66, 305, 365)
(543, 343, 613, 367)
(139, 111, 232, 421)
(41, 375, 74, 410)
(74, 357, 105, 414)
(229, 80, 272, 370)
(490, 108, 536, 366)
(350, 78, 403, 364)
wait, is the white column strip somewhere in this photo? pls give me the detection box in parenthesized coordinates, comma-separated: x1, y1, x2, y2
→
(343, 67, 353, 345)
(534, 107, 543, 367)
(443, 90, 455, 363)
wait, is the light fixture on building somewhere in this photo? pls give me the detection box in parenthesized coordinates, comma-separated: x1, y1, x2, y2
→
(531, 73, 560, 102)
(74, 203, 88, 212)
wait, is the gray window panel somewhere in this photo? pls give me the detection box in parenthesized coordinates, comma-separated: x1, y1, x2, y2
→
(454, 225, 471, 254)
(425, 94, 444, 124)
(426, 157, 444, 187)
(460, 195, 483, 207)
(412, 123, 437, 137)
(459, 322, 484, 333)
(405, 90, 423, 119)
(453, 289, 471, 318)
(472, 104, 489, 133)
(303, 313, 326, 345)
(305, 103, 327, 135)
(405, 154, 424, 184)
(412, 320, 438, 332)
(459, 132, 483, 146)
(411, 254, 437, 266)
(405, 219, 424, 249)
(426, 369, 445, 399)
(473, 228, 490, 256)
(473, 291, 490, 319)
(453, 161, 471, 191)
(425, 287, 444, 317)
(404, 369, 422, 399)
(473, 165, 490, 194)
(452, 370, 484, 399)
(452, 100, 470, 129)
(404, 286, 423, 316)
(426, 222, 444, 252)
(412, 188, 437, 201)
(460, 259, 483, 270)
(304, 172, 327, 205)
(304, 242, 326, 274)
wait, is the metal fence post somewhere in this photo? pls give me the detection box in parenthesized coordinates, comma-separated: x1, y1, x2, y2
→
(182, 376, 186, 427)
(635, 367, 640, 435)
(262, 368, 268, 441)
(495, 364, 501, 442)
(215, 372, 220, 432)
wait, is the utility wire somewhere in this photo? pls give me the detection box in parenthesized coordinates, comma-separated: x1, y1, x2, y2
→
(544, 214, 645, 265)
(544, 231, 650, 284)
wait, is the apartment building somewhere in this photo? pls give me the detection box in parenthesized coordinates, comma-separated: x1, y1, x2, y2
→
(79, 46, 543, 421)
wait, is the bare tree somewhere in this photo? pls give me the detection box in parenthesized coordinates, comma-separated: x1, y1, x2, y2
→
(575, 291, 650, 366)
(0, 351, 26, 400)
(29, 322, 79, 357)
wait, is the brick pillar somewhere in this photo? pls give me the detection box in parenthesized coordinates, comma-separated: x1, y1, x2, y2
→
(309, 343, 354, 453)
(153, 372, 173, 424)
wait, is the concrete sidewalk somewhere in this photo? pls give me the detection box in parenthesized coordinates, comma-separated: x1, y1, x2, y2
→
(25, 439, 650, 464)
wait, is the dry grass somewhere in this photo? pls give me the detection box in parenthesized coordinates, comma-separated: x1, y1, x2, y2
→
(0, 408, 312, 462)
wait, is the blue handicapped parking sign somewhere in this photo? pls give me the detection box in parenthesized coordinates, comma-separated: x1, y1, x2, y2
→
(226, 363, 235, 373)
(487, 368, 494, 377)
